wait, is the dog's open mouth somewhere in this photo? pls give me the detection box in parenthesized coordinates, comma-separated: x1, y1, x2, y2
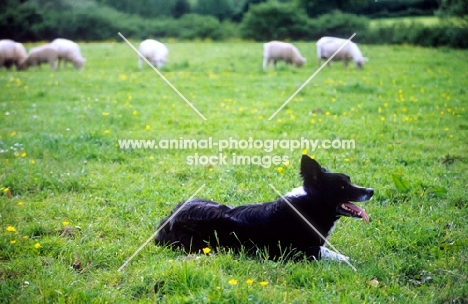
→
(337, 202, 369, 222)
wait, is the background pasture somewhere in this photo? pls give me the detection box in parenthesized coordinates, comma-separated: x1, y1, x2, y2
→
(1, 41, 467, 302)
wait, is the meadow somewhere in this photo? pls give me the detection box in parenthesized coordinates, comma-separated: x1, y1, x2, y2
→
(1, 40, 467, 303)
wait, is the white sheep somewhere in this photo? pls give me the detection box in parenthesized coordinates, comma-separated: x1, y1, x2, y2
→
(138, 39, 168, 69)
(21, 44, 58, 71)
(50, 38, 85, 70)
(263, 41, 306, 69)
(316, 36, 367, 69)
(0, 39, 27, 70)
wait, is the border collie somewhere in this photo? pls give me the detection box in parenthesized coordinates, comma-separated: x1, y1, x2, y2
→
(155, 155, 374, 261)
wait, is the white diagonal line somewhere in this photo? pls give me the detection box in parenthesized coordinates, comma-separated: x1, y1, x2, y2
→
(268, 184, 357, 271)
(118, 183, 206, 272)
(268, 33, 357, 120)
(118, 32, 207, 121)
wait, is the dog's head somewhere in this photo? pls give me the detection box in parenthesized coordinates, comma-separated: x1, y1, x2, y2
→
(300, 155, 374, 222)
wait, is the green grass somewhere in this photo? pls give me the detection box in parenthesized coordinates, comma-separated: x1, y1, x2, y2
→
(370, 15, 467, 28)
(370, 16, 441, 27)
(1, 41, 467, 303)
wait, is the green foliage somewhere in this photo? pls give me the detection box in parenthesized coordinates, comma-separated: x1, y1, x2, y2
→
(240, 2, 309, 40)
(296, 0, 438, 17)
(172, 0, 191, 19)
(436, 0, 468, 17)
(0, 0, 467, 47)
(392, 174, 411, 193)
(308, 10, 370, 39)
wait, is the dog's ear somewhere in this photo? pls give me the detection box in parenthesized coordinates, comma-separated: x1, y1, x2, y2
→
(300, 155, 323, 186)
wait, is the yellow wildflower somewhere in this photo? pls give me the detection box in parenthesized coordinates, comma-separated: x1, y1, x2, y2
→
(202, 247, 211, 255)
(228, 279, 238, 285)
(6, 226, 16, 232)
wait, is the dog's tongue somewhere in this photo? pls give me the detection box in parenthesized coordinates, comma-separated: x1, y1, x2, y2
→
(343, 202, 369, 222)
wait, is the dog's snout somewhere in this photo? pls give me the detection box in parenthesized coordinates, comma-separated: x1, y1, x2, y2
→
(367, 188, 374, 198)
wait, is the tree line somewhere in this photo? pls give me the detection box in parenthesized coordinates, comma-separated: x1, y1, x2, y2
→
(0, 0, 467, 48)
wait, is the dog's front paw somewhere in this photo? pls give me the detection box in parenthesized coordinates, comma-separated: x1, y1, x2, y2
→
(320, 246, 349, 262)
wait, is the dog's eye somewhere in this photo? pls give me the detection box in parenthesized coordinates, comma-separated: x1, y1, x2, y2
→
(340, 185, 345, 190)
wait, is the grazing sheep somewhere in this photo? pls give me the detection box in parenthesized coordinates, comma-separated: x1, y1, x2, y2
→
(21, 44, 58, 71)
(0, 39, 27, 70)
(316, 36, 367, 69)
(138, 39, 168, 69)
(50, 38, 85, 70)
(263, 41, 306, 69)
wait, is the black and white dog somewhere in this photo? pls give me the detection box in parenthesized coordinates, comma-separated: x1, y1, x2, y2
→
(155, 155, 374, 261)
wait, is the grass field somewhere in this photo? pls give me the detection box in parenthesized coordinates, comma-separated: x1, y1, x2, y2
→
(369, 15, 467, 28)
(1, 41, 467, 302)
(369, 16, 440, 27)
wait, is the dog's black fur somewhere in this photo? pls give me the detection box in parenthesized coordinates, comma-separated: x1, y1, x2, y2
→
(155, 155, 374, 260)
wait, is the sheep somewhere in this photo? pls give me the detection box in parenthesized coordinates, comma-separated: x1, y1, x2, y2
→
(316, 36, 367, 69)
(50, 38, 85, 70)
(0, 39, 27, 70)
(20, 44, 58, 71)
(263, 41, 306, 69)
(138, 39, 168, 69)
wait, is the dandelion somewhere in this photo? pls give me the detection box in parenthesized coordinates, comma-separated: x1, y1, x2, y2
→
(133, 110, 138, 116)
(380, 117, 385, 121)
(104, 130, 110, 134)
(30, 160, 36, 165)
(257, 115, 263, 120)
(34, 242, 41, 249)
(216, 286, 221, 290)
(246, 279, 254, 285)
(10, 240, 16, 244)
(21, 152, 26, 157)
(119, 74, 127, 80)
(10, 131, 16, 137)
(145, 125, 151, 131)
(302, 149, 308, 155)
(149, 156, 154, 160)
(23, 236, 28, 240)
(228, 279, 238, 285)
(259, 281, 268, 286)
(102, 112, 110, 116)
(202, 247, 211, 255)
(277, 167, 284, 174)
(62, 221, 70, 226)
(6, 226, 16, 232)
(18, 202, 24, 206)
(277, 119, 283, 123)
(283, 159, 290, 167)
